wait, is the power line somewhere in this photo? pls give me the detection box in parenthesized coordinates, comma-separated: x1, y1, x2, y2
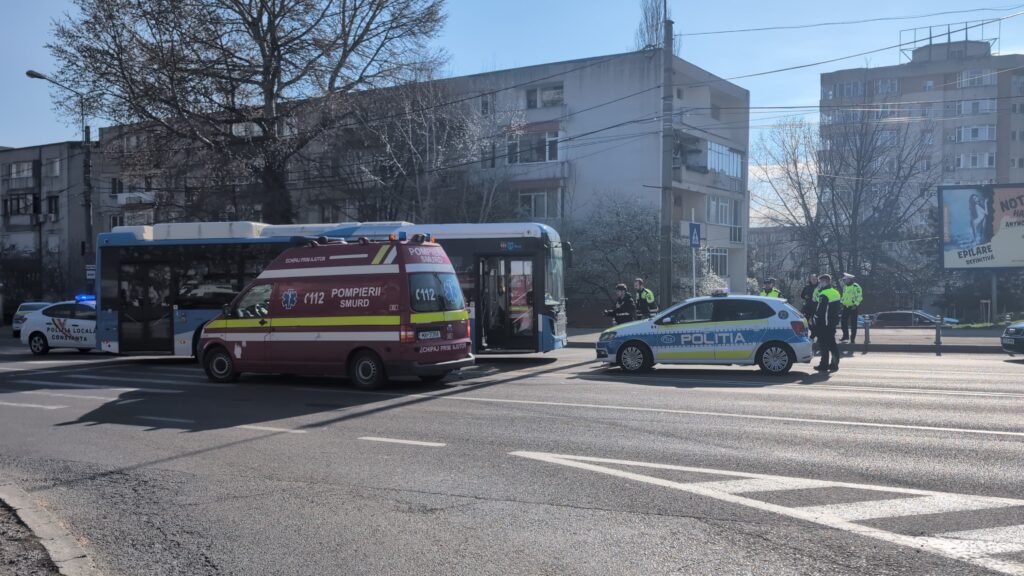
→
(677, 5, 1024, 37)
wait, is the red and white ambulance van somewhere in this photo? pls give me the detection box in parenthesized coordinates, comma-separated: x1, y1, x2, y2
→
(198, 234, 474, 388)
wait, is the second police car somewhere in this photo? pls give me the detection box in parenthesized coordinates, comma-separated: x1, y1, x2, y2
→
(596, 293, 813, 375)
(20, 296, 97, 355)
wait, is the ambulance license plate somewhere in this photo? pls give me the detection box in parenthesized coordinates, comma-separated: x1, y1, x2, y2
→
(418, 330, 442, 341)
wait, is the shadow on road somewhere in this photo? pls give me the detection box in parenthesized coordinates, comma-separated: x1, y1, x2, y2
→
(573, 365, 833, 388)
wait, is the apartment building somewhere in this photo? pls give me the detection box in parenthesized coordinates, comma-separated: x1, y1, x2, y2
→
(0, 141, 96, 310)
(821, 40, 1024, 186)
(98, 50, 751, 295)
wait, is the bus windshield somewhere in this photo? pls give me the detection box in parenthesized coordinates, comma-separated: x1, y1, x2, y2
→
(410, 273, 465, 312)
(545, 245, 565, 306)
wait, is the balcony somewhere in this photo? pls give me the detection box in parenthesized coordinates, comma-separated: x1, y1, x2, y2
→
(2, 177, 36, 191)
(116, 191, 156, 206)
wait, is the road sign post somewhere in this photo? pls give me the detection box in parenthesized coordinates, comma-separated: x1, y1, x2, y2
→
(689, 222, 700, 297)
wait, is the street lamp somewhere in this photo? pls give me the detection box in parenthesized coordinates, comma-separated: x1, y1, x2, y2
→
(25, 69, 94, 267)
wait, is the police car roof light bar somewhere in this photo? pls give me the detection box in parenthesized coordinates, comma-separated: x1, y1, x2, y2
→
(75, 294, 96, 302)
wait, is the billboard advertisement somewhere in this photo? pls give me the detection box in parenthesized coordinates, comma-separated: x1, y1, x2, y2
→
(940, 184, 1024, 269)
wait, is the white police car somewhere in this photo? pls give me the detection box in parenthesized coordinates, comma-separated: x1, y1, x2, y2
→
(20, 297, 97, 355)
(596, 294, 813, 375)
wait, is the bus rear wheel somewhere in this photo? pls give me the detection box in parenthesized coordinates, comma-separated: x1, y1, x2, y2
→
(349, 350, 387, 390)
(203, 347, 239, 383)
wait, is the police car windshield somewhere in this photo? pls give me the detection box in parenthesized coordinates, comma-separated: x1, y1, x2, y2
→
(410, 273, 465, 312)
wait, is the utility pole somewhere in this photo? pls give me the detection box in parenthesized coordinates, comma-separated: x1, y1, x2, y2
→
(659, 9, 675, 304)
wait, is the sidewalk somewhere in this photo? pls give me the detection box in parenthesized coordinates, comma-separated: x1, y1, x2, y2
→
(567, 326, 1005, 354)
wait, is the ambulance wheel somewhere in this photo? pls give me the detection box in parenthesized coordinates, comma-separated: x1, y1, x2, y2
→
(350, 350, 387, 390)
(419, 372, 450, 383)
(618, 341, 653, 373)
(28, 333, 49, 356)
(757, 342, 794, 375)
(203, 346, 239, 383)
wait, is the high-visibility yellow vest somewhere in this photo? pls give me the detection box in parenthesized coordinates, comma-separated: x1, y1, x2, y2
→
(820, 287, 841, 302)
(759, 288, 780, 298)
(841, 283, 863, 307)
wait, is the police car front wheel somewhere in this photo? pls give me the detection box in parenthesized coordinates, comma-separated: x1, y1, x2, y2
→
(756, 343, 794, 375)
(28, 333, 49, 356)
(618, 342, 653, 373)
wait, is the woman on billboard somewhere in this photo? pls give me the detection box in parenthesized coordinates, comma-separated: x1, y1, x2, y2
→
(970, 193, 990, 246)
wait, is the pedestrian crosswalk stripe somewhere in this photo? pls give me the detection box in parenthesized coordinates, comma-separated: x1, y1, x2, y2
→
(511, 451, 1024, 576)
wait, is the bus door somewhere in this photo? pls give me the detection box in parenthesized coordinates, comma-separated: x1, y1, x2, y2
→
(117, 263, 173, 352)
(478, 256, 535, 351)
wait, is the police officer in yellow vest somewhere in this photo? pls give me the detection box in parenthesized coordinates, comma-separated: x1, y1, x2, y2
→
(839, 272, 864, 344)
(634, 278, 658, 319)
(759, 277, 781, 298)
(814, 274, 842, 372)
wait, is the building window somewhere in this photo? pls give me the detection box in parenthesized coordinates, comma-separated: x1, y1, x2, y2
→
(1012, 158, 1017, 168)
(525, 83, 563, 109)
(711, 105, 721, 120)
(838, 81, 865, 98)
(46, 196, 59, 218)
(923, 80, 934, 92)
(987, 153, 995, 168)
(110, 178, 124, 195)
(480, 142, 496, 168)
(676, 87, 684, 99)
(707, 141, 742, 178)
(518, 188, 561, 219)
(43, 157, 63, 178)
(1013, 131, 1018, 141)
(874, 78, 899, 96)
(230, 121, 264, 138)
(1, 194, 35, 216)
(958, 99, 996, 115)
(507, 131, 559, 164)
(707, 248, 729, 278)
(480, 94, 493, 116)
(957, 69, 995, 88)
(955, 125, 997, 142)
(110, 214, 125, 229)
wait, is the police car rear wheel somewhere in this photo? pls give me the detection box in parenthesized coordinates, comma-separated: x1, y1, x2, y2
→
(28, 333, 49, 356)
(203, 347, 239, 383)
(350, 350, 387, 390)
(757, 343, 794, 375)
(618, 342, 653, 373)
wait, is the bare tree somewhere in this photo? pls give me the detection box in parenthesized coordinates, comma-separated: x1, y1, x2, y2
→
(752, 111, 940, 306)
(49, 0, 445, 224)
(633, 0, 679, 55)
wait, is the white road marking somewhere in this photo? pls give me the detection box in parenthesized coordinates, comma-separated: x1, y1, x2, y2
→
(799, 494, 1017, 521)
(684, 477, 836, 494)
(358, 436, 446, 447)
(19, 390, 116, 401)
(136, 416, 195, 424)
(436, 395, 1024, 438)
(235, 425, 306, 434)
(8, 380, 180, 394)
(511, 451, 1024, 576)
(926, 525, 1024, 556)
(0, 400, 66, 410)
(72, 374, 229, 389)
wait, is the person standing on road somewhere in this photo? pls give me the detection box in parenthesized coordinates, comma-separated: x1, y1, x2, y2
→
(633, 278, 658, 319)
(800, 273, 819, 337)
(604, 283, 636, 325)
(839, 272, 864, 344)
(814, 274, 842, 372)
(759, 278, 781, 298)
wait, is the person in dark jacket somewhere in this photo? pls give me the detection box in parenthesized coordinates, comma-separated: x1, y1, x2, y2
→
(604, 283, 636, 325)
(800, 273, 819, 337)
(814, 274, 843, 372)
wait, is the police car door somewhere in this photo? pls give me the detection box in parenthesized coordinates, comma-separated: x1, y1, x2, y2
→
(41, 303, 77, 347)
(652, 300, 715, 363)
(710, 299, 772, 363)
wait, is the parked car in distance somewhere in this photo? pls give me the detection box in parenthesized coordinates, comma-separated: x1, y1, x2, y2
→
(1002, 322, 1024, 356)
(20, 298, 96, 355)
(914, 310, 960, 325)
(871, 311, 945, 328)
(11, 302, 51, 338)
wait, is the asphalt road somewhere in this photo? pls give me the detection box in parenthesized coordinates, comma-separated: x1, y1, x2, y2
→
(0, 344, 1022, 575)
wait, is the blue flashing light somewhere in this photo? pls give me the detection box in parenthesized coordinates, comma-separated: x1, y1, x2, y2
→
(75, 294, 96, 302)
(398, 231, 408, 241)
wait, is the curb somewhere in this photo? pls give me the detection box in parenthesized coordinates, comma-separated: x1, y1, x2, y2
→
(0, 483, 102, 576)
(566, 341, 1004, 354)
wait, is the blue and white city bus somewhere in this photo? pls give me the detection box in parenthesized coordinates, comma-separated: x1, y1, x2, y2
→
(95, 221, 567, 356)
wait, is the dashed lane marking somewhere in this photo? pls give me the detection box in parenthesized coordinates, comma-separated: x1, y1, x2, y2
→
(235, 425, 306, 434)
(7, 379, 180, 394)
(136, 416, 195, 425)
(71, 374, 224, 388)
(358, 436, 446, 447)
(0, 400, 66, 410)
(18, 390, 117, 401)
(511, 451, 1024, 576)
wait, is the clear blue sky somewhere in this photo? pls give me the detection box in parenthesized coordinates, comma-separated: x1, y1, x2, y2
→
(3, 0, 1023, 148)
